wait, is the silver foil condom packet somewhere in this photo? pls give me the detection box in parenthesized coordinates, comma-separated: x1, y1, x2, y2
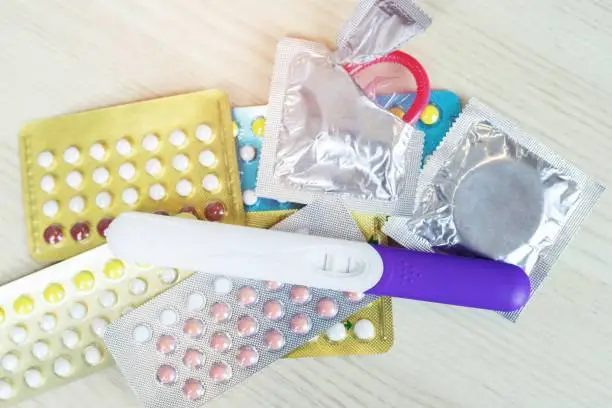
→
(385, 98, 604, 321)
(104, 199, 377, 407)
(256, 0, 430, 216)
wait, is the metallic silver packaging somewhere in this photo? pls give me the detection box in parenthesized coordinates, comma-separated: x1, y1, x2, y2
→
(384, 99, 604, 321)
(257, 0, 430, 216)
(104, 199, 376, 406)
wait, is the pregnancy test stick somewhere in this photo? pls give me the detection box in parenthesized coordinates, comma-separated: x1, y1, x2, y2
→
(107, 212, 530, 311)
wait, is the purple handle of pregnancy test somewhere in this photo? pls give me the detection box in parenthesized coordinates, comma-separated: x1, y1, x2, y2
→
(367, 245, 531, 311)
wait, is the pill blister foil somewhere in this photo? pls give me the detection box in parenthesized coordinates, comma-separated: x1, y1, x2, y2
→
(385, 98, 605, 320)
(257, 0, 429, 216)
(0, 245, 193, 405)
(104, 199, 377, 406)
(20, 90, 245, 263)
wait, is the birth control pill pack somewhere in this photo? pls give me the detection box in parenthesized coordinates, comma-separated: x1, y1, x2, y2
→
(20, 90, 245, 263)
(0, 244, 193, 405)
(233, 105, 302, 212)
(104, 273, 376, 407)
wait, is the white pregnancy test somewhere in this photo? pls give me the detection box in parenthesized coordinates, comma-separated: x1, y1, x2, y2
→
(106, 212, 531, 311)
(107, 212, 384, 292)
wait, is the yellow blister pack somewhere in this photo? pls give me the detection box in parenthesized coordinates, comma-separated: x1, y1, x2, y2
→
(0, 244, 193, 405)
(246, 210, 394, 358)
(20, 90, 245, 263)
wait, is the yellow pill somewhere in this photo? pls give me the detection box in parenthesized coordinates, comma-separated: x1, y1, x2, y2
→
(103, 259, 125, 280)
(73, 271, 95, 291)
(420, 104, 440, 126)
(43, 283, 65, 304)
(0, 307, 5, 323)
(232, 121, 239, 138)
(14, 295, 34, 315)
(389, 107, 405, 119)
(251, 117, 266, 137)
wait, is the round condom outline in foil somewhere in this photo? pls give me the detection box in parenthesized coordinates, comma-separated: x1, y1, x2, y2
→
(452, 158, 544, 259)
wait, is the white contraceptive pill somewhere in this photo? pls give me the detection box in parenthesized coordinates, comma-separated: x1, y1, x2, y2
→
(195, 124, 213, 143)
(148, 184, 166, 201)
(63, 146, 80, 164)
(53, 357, 72, 378)
(202, 174, 220, 192)
(353, 319, 376, 341)
(89, 143, 106, 161)
(1, 354, 19, 372)
(92, 167, 110, 185)
(32, 341, 50, 360)
(39, 313, 57, 332)
(69, 302, 88, 320)
(199, 150, 216, 168)
(145, 158, 163, 177)
(84, 345, 103, 366)
(175, 179, 193, 197)
(66, 171, 83, 189)
(24, 369, 43, 388)
(37, 151, 54, 168)
(141, 134, 159, 152)
(239, 145, 256, 162)
(116, 138, 132, 156)
(122, 188, 139, 206)
(119, 163, 136, 181)
(170, 130, 187, 147)
(40, 174, 55, 193)
(172, 154, 190, 172)
(129, 278, 148, 296)
(242, 190, 258, 206)
(62, 330, 80, 349)
(43, 200, 59, 218)
(69, 196, 85, 214)
(96, 192, 112, 209)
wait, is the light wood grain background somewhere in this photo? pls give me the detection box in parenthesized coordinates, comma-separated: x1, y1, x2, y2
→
(1, 1, 611, 407)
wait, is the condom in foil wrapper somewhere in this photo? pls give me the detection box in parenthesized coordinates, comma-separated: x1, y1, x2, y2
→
(257, 0, 430, 215)
(104, 199, 378, 406)
(384, 99, 605, 320)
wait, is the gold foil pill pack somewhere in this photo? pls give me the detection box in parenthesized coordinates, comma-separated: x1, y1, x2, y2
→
(20, 90, 245, 263)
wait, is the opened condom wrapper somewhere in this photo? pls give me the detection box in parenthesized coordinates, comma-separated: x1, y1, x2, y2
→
(257, 0, 431, 215)
(385, 98, 605, 320)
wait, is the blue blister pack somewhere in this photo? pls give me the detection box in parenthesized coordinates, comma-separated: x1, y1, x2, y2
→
(233, 106, 303, 212)
(376, 90, 462, 164)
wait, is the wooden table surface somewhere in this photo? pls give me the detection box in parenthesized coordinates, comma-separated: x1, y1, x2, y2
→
(1, 1, 611, 407)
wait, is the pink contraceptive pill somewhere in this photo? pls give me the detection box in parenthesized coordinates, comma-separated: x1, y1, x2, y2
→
(316, 298, 339, 319)
(156, 365, 177, 386)
(209, 362, 232, 383)
(289, 313, 312, 335)
(183, 318, 205, 338)
(209, 332, 232, 353)
(263, 299, 284, 321)
(236, 346, 259, 368)
(209, 302, 231, 323)
(156, 335, 177, 355)
(236, 315, 258, 337)
(183, 349, 204, 370)
(289, 286, 311, 305)
(237, 286, 258, 306)
(182, 379, 204, 401)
